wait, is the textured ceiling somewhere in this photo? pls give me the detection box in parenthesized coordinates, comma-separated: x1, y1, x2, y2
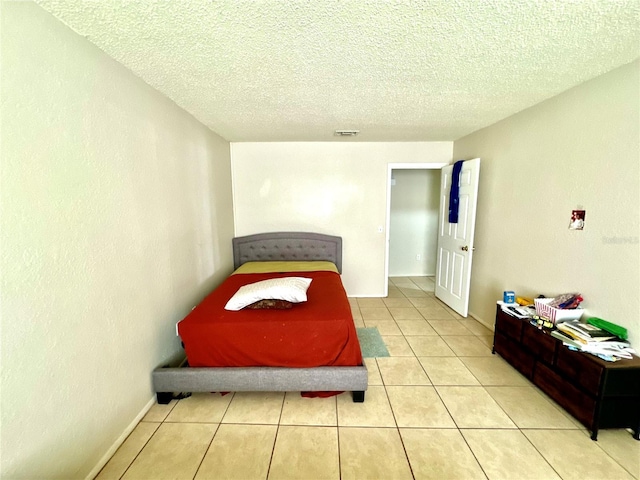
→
(35, 0, 639, 142)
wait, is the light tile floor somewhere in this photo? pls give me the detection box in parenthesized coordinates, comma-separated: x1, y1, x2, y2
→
(97, 277, 639, 480)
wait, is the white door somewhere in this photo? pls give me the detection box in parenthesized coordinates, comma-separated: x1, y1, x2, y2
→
(435, 158, 480, 317)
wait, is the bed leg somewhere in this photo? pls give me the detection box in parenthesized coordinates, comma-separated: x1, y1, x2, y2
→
(352, 391, 365, 403)
(156, 392, 173, 404)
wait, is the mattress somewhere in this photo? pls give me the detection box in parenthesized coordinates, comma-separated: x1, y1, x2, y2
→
(177, 262, 362, 368)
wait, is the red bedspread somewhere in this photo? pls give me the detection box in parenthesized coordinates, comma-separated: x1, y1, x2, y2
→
(178, 271, 362, 368)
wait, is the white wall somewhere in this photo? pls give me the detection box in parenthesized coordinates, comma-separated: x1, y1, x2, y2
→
(0, 3, 235, 479)
(389, 170, 440, 276)
(231, 142, 453, 296)
(454, 60, 639, 347)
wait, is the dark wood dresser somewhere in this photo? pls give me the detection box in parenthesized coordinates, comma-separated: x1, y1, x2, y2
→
(492, 305, 640, 440)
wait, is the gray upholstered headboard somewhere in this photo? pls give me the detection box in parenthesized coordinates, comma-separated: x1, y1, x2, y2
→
(232, 232, 343, 273)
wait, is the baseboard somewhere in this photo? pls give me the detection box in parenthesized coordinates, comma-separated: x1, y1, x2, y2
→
(85, 396, 156, 480)
(388, 273, 436, 278)
(468, 310, 494, 331)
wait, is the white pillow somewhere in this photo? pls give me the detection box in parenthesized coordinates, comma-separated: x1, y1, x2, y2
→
(224, 277, 312, 311)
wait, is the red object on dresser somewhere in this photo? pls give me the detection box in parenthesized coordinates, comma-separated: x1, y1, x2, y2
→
(178, 270, 362, 368)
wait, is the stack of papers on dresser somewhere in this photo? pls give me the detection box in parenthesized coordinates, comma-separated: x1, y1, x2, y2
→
(498, 301, 535, 319)
(553, 320, 636, 361)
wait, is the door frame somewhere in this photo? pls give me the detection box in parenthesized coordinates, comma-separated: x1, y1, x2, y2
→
(384, 162, 448, 297)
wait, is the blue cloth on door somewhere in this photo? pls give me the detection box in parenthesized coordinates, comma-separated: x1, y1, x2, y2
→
(448, 160, 464, 223)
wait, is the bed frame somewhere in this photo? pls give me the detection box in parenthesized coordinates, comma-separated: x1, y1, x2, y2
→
(152, 232, 368, 403)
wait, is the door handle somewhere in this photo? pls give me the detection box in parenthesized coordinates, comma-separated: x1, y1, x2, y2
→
(461, 246, 475, 252)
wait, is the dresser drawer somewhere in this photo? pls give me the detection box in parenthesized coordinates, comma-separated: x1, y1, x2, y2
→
(534, 363, 596, 430)
(556, 346, 603, 394)
(494, 332, 534, 379)
(522, 322, 557, 365)
(495, 309, 525, 341)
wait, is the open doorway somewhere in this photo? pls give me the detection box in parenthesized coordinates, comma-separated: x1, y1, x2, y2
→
(384, 163, 446, 296)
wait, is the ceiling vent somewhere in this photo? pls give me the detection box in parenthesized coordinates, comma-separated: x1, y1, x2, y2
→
(334, 129, 360, 137)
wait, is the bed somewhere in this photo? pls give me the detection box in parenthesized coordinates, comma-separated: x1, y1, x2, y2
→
(152, 232, 368, 403)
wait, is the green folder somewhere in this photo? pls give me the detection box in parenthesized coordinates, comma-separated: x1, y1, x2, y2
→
(586, 317, 628, 340)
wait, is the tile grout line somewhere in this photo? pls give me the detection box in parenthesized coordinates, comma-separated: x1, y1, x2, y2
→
(336, 397, 343, 480)
(392, 278, 431, 480)
(407, 280, 492, 480)
(379, 355, 417, 480)
(264, 392, 287, 479)
(111, 421, 161, 480)
(393, 280, 499, 480)
(191, 422, 221, 480)
(113, 399, 179, 479)
(190, 392, 236, 479)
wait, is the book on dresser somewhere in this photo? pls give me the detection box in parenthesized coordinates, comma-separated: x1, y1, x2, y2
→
(556, 320, 616, 343)
(555, 320, 636, 361)
(550, 330, 583, 348)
